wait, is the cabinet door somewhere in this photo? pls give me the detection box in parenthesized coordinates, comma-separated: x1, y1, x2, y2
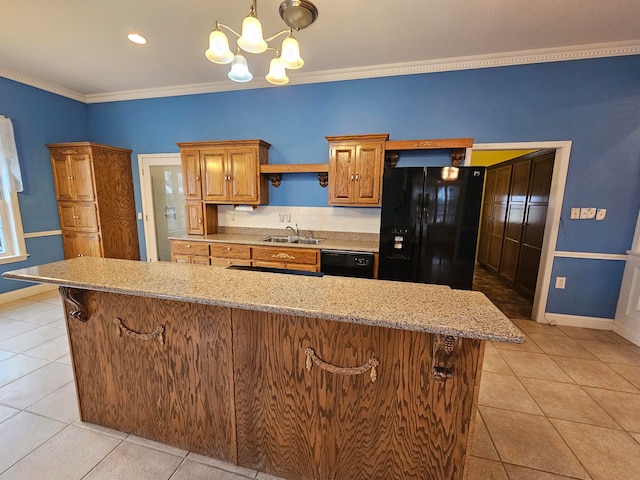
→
(58, 202, 78, 230)
(51, 154, 73, 200)
(75, 233, 103, 257)
(251, 246, 318, 267)
(485, 164, 512, 272)
(500, 161, 530, 282)
(65, 291, 236, 461)
(75, 203, 99, 232)
(185, 201, 204, 235)
(181, 149, 203, 201)
(328, 145, 355, 205)
(227, 148, 260, 204)
(69, 154, 96, 201)
(233, 311, 482, 480)
(61, 232, 79, 258)
(353, 143, 384, 205)
(201, 149, 228, 202)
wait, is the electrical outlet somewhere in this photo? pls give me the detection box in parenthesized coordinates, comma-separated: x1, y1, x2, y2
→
(596, 208, 607, 220)
(570, 208, 580, 219)
(285, 213, 291, 222)
(555, 276, 566, 289)
(227, 211, 235, 221)
(278, 213, 284, 222)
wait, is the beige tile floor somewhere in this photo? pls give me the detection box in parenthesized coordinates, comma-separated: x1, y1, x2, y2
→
(1, 291, 640, 479)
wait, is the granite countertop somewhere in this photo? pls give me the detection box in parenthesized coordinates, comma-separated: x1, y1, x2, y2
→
(169, 229, 380, 253)
(3, 257, 524, 344)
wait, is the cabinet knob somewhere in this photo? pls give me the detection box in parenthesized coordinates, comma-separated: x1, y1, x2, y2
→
(186, 244, 191, 248)
(198, 218, 203, 224)
(195, 174, 200, 181)
(350, 174, 354, 181)
(355, 173, 359, 181)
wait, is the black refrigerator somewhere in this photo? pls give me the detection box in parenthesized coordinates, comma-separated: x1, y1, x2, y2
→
(378, 166, 485, 290)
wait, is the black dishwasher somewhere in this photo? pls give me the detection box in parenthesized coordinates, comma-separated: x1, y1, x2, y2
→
(320, 250, 375, 279)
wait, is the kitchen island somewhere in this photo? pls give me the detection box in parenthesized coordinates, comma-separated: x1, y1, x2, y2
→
(3, 257, 523, 480)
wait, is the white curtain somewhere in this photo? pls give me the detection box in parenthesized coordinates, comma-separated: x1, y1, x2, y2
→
(0, 115, 23, 192)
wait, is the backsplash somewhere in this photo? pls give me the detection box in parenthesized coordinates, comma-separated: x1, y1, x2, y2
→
(217, 205, 381, 234)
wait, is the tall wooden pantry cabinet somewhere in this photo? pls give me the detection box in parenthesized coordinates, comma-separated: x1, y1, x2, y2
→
(47, 142, 140, 260)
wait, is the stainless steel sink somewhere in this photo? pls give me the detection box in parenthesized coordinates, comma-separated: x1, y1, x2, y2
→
(261, 236, 324, 245)
(262, 236, 295, 243)
(295, 238, 324, 244)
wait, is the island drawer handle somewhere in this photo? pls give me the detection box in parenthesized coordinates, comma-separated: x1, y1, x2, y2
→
(114, 317, 165, 346)
(305, 347, 379, 383)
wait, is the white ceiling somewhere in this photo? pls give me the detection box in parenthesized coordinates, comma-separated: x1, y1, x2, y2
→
(1, 0, 639, 102)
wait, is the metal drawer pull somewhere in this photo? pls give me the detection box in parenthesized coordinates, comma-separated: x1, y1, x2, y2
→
(272, 252, 295, 259)
(305, 347, 379, 383)
(114, 318, 165, 346)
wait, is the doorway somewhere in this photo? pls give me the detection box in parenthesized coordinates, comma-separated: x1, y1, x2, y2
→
(138, 154, 184, 262)
(467, 141, 572, 323)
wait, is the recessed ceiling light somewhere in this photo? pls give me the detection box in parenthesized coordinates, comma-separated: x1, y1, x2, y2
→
(127, 33, 147, 45)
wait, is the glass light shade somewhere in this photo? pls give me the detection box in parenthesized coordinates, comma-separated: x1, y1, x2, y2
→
(228, 54, 253, 82)
(280, 36, 304, 69)
(205, 30, 234, 64)
(266, 57, 289, 85)
(237, 16, 267, 53)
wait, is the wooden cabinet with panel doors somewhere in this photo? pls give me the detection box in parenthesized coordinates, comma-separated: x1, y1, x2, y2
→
(326, 134, 388, 206)
(48, 142, 139, 260)
(170, 240, 210, 265)
(177, 140, 270, 235)
(477, 150, 554, 299)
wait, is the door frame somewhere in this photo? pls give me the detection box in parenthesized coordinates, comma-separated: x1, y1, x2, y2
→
(138, 153, 182, 262)
(467, 141, 572, 323)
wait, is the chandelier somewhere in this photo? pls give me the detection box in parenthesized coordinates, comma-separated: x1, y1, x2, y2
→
(205, 0, 318, 85)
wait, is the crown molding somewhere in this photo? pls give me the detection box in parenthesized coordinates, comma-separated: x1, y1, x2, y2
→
(2, 41, 639, 104)
(0, 67, 86, 102)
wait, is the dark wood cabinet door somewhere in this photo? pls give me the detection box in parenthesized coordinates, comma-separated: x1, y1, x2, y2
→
(233, 310, 482, 480)
(516, 152, 554, 297)
(500, 160, 531, 282)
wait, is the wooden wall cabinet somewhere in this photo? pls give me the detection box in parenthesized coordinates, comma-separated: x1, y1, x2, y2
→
(48, 142, 139, 260)
(177, 140, 270, 236)
(327, 134, 388, 206)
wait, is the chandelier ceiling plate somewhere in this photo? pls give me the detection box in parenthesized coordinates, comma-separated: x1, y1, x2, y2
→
(279, 0, 318, 30)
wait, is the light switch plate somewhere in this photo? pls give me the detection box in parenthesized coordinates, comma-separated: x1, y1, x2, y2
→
(555, 277, 566, 289)
(596, 208, 607, 220)
(586, 208, 596, 219)
(571, 208, 580, 219)
(580, 208, 590, 219)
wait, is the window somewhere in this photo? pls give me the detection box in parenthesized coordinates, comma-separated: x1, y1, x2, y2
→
(0, 116, 27, 264)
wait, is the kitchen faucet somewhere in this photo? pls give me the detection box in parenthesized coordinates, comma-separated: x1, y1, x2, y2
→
(286, 224, 299, 237)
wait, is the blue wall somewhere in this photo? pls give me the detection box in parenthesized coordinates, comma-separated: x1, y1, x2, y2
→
(2, 55, 639, 320)
(0, 77, 88, 293)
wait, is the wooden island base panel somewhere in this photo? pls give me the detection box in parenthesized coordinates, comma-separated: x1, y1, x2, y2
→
(3, 258, 524, 480)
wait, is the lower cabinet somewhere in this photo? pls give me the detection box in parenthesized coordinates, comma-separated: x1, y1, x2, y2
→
(171, 240, 210, 265)
(232, 310, 483, 480)
(210, 243, 252, 268)
(170, 240, 321, 272)
(65, 291, 236, 462)
(252, 245, 319, 271)
(62, 232, 103, 258)
(62, 289, 484, 480)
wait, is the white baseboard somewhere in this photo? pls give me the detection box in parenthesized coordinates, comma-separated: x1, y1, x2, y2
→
(543, 313, 614, 330)
(612, 323, 640, 347)
(0, 284, 58, 304)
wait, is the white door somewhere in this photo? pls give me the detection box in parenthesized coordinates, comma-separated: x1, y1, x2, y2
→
(139, 154, 183, 262)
